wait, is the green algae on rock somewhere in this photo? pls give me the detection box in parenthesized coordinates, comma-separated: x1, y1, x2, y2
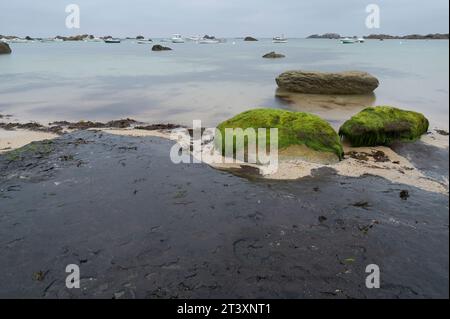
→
(215, 108, 344, 161)
(5, 140, 54, 162)
(339, 106, 429, 147)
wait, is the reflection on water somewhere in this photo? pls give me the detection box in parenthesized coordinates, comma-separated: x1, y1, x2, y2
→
(275, 89, 376, 129)
(0, 39, 448, 129)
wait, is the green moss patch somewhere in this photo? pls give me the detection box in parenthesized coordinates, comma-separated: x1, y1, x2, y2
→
(339, 106, 429, 147)
(215, 108, 344, 160)
(5, 140, 54, 162)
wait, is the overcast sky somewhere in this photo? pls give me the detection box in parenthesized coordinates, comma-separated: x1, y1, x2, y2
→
(1, 0, 449, 37)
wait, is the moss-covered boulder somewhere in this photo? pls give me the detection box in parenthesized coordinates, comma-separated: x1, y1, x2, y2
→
(0, 41, 12, 54)
(215, 109, 344, 161)
(339, 106, 429, 146)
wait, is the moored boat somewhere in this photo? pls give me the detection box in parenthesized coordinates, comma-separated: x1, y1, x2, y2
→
(104, 38, 121, 43)
(273, 35, 288, 43)
(171, 34, 185, 43)
(340, 37, 356, 44)
(199, 38, 220, 44)
(137, 39, 153, 44)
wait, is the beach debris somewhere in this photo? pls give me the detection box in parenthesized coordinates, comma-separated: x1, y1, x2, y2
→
(106, 118, 138, 128)
(352, 201, 371, 210)
(371, 150, 390, 162)
(215, 108, 344, 160)
(339, 106, 429, 147)
(49, 118, 137, 130)
(262, 51, 285, 59)
(33, 270, 47, 282)
(343, 258, 356, 264)
(358, 220, 380, 235)
(400, 190, 410, 200)
(346, 151, 369, 161)
(59, 154, 74, 162)
(136, 123, 183, 131)
(318, 216, 328, 223)
(276, 70, 379, 94)
(435, 129, 449, 136)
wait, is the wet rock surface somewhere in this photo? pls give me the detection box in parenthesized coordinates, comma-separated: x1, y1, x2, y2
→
(263, 52, 285, 59)
(391, 140, 449, 185)
(152, 45, 172, 51)
(0, 41, 12, 54)
(0, 131, 448, 298)
(276, 71, 379, 95)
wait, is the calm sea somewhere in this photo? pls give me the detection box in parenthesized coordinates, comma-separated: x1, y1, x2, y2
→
(0, 39, 448, 129)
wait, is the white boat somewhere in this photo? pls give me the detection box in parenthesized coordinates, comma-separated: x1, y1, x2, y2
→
(273, 35, 288, 43)
(137, 39, 153, 44)
(199, 38, 220, 44)
(104, 38, 121, 43)
(340, 37, 356, 44)
(356, 37, 365, 43)
(171, 34, 185, 43)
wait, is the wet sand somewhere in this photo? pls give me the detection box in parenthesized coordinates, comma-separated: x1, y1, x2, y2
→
(0, 130, 448, 298)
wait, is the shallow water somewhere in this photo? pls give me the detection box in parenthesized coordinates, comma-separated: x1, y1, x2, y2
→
(0, 39, 448, 129)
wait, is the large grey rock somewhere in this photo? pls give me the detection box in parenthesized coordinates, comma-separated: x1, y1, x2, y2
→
(0, 41, 11, 54)
(276, 70, 379, 95)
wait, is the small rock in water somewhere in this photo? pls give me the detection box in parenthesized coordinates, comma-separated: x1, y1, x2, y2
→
(276, 70, 379, 94)
(0, 41, 12, 54)
(263, 51, 285, 59)
(152, 44, 172, 51)
(244, 36, 258, 41)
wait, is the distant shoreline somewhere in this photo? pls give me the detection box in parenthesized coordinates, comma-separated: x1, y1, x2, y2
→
(307, 33, 449, 40)
(1, 33, 449, 41)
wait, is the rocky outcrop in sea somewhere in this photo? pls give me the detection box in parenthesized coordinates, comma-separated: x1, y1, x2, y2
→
(0, 41, 12, 54)
(276, 70, 379, 95)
